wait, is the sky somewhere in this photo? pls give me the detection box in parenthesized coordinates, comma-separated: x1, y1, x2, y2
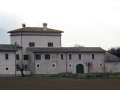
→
(0, 0, 120, 50)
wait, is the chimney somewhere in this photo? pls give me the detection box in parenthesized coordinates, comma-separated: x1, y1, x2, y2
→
(22, 24, 26, 28)
(43, 23, 47, 30)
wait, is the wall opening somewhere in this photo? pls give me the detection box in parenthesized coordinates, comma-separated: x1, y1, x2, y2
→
(76, 64, 84, 73)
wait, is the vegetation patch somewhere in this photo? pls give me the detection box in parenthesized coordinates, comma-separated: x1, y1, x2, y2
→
(24, 72, 120, 79)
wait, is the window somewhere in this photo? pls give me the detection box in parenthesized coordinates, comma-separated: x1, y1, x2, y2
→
(16, 54, 19, 60)
(16, 64, 20, 71)
(24, 55, 29, 60)
(35, 54, 41, 60)
(37, 64, 39, 67)
(48, 42, 53, 47)
(45, 54, 50, 60)
(92, 54, 94, 59)
(78, 54, 81, 60)
(69, 54, 72, 60)
(61, 54, 63, 60)
(5, 54, 8, 60)
(6, 67, 8, 70)
(29, 42, 35, 47)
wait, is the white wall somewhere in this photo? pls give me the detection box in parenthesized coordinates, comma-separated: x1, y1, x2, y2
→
(0, 52, 15, 75)
(34, 53, 66, 74)
(65, 53, 105, 73)
(105, 62, 120, 73)
(10, 35, 61, 48)
(33, 52, 105, 74)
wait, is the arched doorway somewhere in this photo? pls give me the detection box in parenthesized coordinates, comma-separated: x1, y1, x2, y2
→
(76, 64, 84, 73)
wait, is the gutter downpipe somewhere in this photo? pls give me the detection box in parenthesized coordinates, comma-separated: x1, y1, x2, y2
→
(65, 53, 68, 73)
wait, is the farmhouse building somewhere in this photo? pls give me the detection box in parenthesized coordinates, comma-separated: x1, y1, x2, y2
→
(0, 23, 120, 76)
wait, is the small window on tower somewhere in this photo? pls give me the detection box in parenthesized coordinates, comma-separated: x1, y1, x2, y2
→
(29, 42, 35, 47)
(48, 42, 53, 47)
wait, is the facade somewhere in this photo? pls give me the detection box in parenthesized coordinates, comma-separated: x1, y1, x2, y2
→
(0, 23, 119, 76)
(0, 44, 16, 76)
(27, 47, 105, 74)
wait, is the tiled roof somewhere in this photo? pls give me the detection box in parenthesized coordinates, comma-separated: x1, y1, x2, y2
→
(0, 44, 17, 52)
(8, 27, 63, 33)
(27, 47, 105, 53)
(105, 52, 120, 62)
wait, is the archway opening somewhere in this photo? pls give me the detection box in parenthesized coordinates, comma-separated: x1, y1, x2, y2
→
(76, 64, 84, 73)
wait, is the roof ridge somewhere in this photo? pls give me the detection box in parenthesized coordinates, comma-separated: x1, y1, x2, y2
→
(8, 27, 63, 33)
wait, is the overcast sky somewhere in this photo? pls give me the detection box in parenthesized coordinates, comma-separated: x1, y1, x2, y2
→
(0, 0, 120, 50)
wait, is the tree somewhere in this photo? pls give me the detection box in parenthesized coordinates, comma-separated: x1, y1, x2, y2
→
(108, 47, 120, 57)
(16, 64, 25, 77)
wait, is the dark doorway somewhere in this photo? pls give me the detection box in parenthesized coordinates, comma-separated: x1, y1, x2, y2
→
(76, 64, 84, 73)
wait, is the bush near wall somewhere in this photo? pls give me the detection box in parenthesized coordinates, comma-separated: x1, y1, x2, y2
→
(47, 72, 120, 79)
(15, 72, 120, 79)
